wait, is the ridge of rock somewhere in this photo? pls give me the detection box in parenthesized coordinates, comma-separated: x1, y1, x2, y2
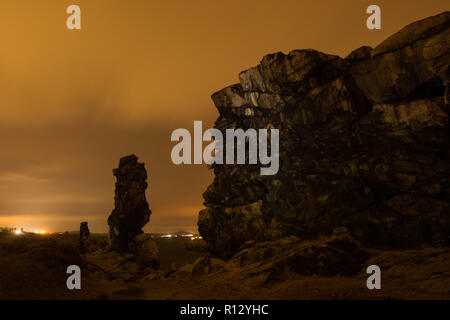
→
(199, 12, 450, 258)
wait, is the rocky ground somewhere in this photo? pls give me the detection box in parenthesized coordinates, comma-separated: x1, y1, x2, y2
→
(199, 11, 450, 258)
(0, 232, 449, 300)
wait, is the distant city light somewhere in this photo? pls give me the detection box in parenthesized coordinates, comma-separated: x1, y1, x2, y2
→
(1, 227, 50, 235)
(158, 233, 202, 240)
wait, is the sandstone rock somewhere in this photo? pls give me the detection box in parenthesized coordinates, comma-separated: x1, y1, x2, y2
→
(350, 12, 449, 104)
(283, 235, 369, 276)
(233, 246, 274, 267)
(174, 263, 194, 278)
(191, 257, 212, 276)
(211, 84, 247, 109)
(172, 256, 227, 279)
(143, 272, 162, 281)
(372, 12, 450, 56)
(129, 233, 160, 269)
(346, 46, 372, 61)
(85, 250, 139, 280)
(370, 98, 447, 130)
(228, 233, 369, 280)
(108, 154, 152, 252)
(169, 234, 368, 284)
(198, 12, 450, 258)
(85, 248, 160, 281)
(198, 201, 266, 256)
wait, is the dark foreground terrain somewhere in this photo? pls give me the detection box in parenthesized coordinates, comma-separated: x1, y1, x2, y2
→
(0, 232, 449, 300)
(1, 13, 450, 301)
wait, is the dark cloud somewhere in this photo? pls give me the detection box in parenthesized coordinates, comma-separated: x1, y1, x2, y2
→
(0, 0, 448, 232)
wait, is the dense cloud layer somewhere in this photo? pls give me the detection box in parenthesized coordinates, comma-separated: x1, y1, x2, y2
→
(0, 0, 448, 232)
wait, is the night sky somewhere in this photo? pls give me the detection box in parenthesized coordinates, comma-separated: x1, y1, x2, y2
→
(0, 0, 448, 233)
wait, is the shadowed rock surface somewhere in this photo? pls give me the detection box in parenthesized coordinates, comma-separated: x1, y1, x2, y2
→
(86, 154, 162, 273)
(108, 154, 152, 252)
(79, 221, 90, 254)
(199, 12, 450, 258)
(2, 232, 449, 299)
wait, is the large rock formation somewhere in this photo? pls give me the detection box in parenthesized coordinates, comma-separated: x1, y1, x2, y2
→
(175, 233, 369, 281)
(108, 154, 152, 252)
(198, 12, 450, 258)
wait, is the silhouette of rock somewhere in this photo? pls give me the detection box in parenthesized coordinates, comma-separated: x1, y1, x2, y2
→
(79, 221, 90, 254)
(108, 154, 151, 252)
(199, 12, 450, 258)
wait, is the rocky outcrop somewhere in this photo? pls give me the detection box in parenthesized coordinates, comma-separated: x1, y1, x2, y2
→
(85, 249, 162, 281)
(199, 12, 450, 258)
(79, 221, 90, 254)
(86, 155, 160, 274)
(173, 231, 369, 283)
(108, 154, 152, 252)
(129, 233, 160, 269)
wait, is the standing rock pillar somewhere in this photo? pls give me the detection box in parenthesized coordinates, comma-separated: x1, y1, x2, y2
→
(79, 221, 90, 254)
(108, 154, 152, 252)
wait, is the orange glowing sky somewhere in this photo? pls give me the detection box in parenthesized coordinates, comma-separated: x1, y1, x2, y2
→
(0, 0, 448, 233)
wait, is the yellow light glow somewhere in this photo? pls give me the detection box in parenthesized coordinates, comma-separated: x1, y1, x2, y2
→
(15, 229, 22, 235)
(39, 230, 47, 234)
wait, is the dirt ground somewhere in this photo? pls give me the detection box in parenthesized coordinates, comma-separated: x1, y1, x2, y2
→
(0, 233, 449, 300)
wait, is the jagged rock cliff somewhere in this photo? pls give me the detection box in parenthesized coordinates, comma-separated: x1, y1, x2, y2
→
(198, 12, 450, 258)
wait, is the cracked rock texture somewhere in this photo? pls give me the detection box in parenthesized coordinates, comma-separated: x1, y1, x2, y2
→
(198, 12, 450, 258)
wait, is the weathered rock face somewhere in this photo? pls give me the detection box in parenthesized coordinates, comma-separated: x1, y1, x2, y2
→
(108, 154, 151, 252)
(173, 231, 369, 282)
(129, 233, 160, 269)
(198, 12, 450, 258)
